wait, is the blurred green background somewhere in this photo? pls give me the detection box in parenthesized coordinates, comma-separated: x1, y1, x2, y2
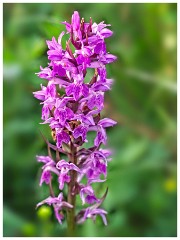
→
(3, 3, 177, 237)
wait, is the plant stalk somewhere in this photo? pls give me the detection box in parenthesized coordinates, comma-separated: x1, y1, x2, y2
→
(67, 143, 77, 236)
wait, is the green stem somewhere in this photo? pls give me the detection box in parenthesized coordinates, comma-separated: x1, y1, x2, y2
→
(67, 143, 77, 236)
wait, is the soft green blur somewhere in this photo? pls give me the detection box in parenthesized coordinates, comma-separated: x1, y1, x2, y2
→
(3, 3, 177, 237)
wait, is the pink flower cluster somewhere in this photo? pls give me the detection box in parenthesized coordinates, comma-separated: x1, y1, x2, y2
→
(33, 11, 116, 225)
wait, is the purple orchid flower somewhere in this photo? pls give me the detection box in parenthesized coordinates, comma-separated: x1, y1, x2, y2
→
(56, 160, 81, 190)
(56, 130, 70, 148)
(34, 11, 117, 228)
(77, 207, 108, 225)
(80, 185, 99, 205)
(36, 66, 54, 80)
(36, 155, 59, 186)
(36, 192, 73, 224)
(46, 32, 65, 61)
(73, 125, 88, 142)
